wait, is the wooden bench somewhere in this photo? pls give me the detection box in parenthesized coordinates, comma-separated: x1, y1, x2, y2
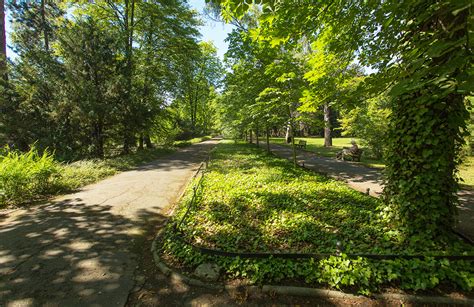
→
(342, 149, 363, 162)
(295, 140, 307, 149)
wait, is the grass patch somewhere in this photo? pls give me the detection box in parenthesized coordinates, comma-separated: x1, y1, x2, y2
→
(460, 156, 474, 189)
(163, 141, 473, 294)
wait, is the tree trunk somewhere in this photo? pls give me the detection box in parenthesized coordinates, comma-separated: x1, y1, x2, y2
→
(40, 0, 49, 51)
(249, 129, 253, 144)
(291, 124, 297, 167)
(383, 6, 469, 239)
(138, 134, 144, 150)
(285, 124, 291, 143)
(323, 103, 332, 147)
(144, 134, 153, 148)
(266, 126, 270, 153)
(0, 0, 7, 80)
(256, 125, 259, 147)
(94, 119, 104, 158)
(122, 0, 136, 154)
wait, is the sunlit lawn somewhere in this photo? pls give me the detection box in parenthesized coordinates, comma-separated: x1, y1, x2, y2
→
(460, 156, 474, 189)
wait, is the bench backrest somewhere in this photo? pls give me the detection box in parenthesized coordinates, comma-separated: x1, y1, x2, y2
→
(298, 140, 307, 145)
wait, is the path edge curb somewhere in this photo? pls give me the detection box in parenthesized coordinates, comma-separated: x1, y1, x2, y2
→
(152, 228, 474, 305)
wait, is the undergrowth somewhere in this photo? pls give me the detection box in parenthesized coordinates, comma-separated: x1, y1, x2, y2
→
(162, 141, 474, 294)
(0, 146, 60, 205)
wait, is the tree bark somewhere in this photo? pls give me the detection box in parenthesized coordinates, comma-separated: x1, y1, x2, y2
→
(138, 134, 144, 150)
(291, 123, 297, 167)
(249, 129, 253, 144)
(0, 0, 7, 80)
(40, 0, 49, 51)
(266, 126, 270, 153)
(323, 102, 332, 147)
(121, 0, 136, 154)
(255, 125, 259, 147)
(285, 124, 291, 143)
(144, 134, 153, 148)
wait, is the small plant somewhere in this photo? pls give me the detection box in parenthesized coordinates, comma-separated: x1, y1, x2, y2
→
(0, 145, 60, 206)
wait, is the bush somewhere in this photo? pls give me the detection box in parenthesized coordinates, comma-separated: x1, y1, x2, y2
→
(0, 146, 60, 206)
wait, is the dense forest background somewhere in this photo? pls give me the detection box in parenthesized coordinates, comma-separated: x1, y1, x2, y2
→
(0, 0, 224, 160)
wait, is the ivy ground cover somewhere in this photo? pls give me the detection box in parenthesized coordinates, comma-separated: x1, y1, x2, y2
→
(163, 141, 473, 294)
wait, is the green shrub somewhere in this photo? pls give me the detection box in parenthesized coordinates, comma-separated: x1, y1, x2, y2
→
(0, 146, 60, 206)
(339, 95, 390, 160)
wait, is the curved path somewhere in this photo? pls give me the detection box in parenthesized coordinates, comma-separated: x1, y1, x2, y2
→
(261, 142, 474, 241)
(0, 140, 219, 306)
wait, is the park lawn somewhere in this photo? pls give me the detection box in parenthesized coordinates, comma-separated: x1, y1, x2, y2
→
(269, 137, 385, 168)
(163, 141, 473, 293)
(460, 156, 474, 189)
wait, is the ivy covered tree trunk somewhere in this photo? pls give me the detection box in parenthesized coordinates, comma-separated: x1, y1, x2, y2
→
(383, 5, 470, 240)
(323, 103, 332, 147)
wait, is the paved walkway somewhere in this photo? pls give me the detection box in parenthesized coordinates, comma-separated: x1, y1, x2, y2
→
(261, 142, 474, 241)
(0, 140, 219, 307)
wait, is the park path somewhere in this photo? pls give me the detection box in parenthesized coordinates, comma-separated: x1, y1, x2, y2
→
(0, 139, 219, 307)
(260, 142, 474, 241)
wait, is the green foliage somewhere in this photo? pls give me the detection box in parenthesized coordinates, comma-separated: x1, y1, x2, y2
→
(163, 142, 473, 293)
(211, 0, 474, 239)
(339, 95, 390, 160)
(0, 146, 60, 206)
(171, 42, 223, 137)
(1, 0, 211, 159)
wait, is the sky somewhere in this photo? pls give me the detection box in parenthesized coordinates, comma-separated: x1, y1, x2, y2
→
(188, 0, 234, 61)
(4, 1, 233, 62)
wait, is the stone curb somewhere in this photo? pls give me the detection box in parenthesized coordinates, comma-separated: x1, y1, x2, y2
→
(151, 234, 474, 305)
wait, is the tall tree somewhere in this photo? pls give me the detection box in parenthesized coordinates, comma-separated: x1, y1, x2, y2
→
(0, 0, 6, 80)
